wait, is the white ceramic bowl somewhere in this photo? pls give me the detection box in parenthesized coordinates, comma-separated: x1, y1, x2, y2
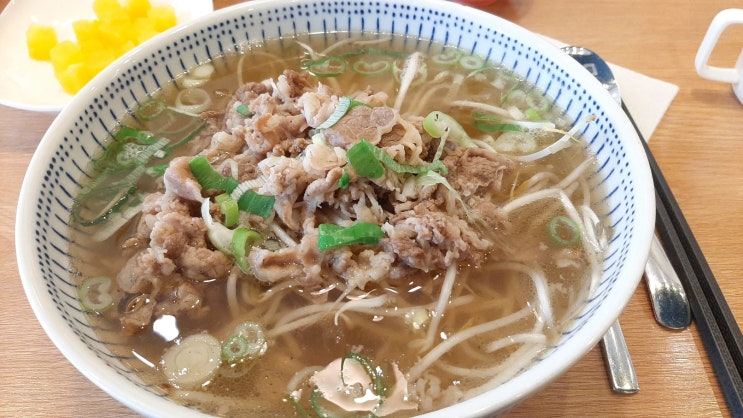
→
(16, 0, 655, 416)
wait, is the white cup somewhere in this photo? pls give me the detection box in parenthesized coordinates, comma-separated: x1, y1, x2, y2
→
(695, 8, 743, 104)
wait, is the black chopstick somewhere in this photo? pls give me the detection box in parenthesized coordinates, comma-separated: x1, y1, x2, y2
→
(622, 102, 743, 415)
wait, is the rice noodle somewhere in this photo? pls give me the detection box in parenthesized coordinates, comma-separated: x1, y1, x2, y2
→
(555, 157, 596, 190)
(333, 294, 389, 325)
(414, 264, 458, 352)
(451, 99, 512, 118)
(407, 306, 532, 381)
(394, 52, 423, 110)
(269, 222, 298, 247)
(485, 332, 547, 353)
(226, 268, 241, 318)
(490, 262, 554, 327)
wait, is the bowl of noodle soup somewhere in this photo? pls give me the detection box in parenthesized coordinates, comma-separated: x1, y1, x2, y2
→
(16, 0, 654, 416)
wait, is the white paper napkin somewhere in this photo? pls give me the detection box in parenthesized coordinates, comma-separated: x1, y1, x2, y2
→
(543, 36, 679, 142)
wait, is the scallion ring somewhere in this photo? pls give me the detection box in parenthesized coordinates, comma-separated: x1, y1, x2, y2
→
(232, 227, 264, 273)
(307, 56, 347, 77)
(432, 49, 462, 65)
(346, 140, 448, 179)
(317, 222, 385, 251)
(459, 55, 485, 70)
(352, 59, 390, 76)
(221, 334, 251, 363)
(221, 321, 267, 363)
(135, 98, 167, 121)
(78, 276, 115, 314)
(547, 215, 581, 247)
(215, 193, 239, 228)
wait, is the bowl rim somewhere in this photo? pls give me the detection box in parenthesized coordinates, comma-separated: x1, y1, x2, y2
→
(15, 0, 655, 416)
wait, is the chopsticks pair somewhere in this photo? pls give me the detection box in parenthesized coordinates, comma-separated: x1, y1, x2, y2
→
(623, 102, 743, 415)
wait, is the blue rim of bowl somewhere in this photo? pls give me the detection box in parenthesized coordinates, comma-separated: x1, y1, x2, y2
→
(15, 0, 655, 416)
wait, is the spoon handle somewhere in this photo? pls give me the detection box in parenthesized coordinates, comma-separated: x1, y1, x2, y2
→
(644, 232, 692, 329)
(601, 320, 639, 394)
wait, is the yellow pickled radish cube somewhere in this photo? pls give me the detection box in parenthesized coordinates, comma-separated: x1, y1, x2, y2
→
(49, 40, 83, 74)
(147, 6, 177, 32)
(72, 19, 101, 48)
(101, 16, 137, 46)
(56, 63, 90, 94)
(125, 0, 152, 20)
(93, 0, 125, 21)
(26, 23, 58, 60)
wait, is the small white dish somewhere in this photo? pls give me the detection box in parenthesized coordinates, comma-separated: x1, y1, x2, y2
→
(0, 0, 214, 112)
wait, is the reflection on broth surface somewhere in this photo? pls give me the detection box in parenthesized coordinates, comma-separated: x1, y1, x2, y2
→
(69, 33, 607, 417)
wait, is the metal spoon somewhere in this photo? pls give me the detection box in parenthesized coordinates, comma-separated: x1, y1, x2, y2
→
(561, 46, 645, 394)
(561, 46, 691, 330)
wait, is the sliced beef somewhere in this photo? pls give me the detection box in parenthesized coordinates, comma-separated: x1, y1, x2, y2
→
(248, 233, 324, 287)
(323, 105, 397, 148)
(162, 156, 203, 202)
(442, 147, 515, 197)
(381, 203, 492, 271)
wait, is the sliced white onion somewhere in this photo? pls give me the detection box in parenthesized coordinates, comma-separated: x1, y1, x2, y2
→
(161, 333, 222, 389)
(190, 63, 215, 79)
(175, 87, 212, 114)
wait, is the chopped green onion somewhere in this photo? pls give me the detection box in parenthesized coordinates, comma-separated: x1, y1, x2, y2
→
(221, 321, 267, 363)
(215, 193, 239, 228)
(236, 103, 252, 117)
(221, 334, 251, 363)
(338, 171, 350, 189)
(352, 59, 391, 76)
(201, 198, 233, 253)
(347, 140, 448, 178)
(432, 49, 462, 66)
(316, 96, 370, 130)
(135, 98, 167, 121)
(547, 215, 581, 247)
(235, 190, 275, 218)
(422, 111, 475, 148)
(306, 56, 347, 77)
(72, 166, 144, 226)
(221, 322, 267, 364)
(341, 352, 387, 398)
(146, 163, 169, 177)
(190, 156, 275, 217)
(474, 121, 524, 133)
(232, 227, 264, 273)
(318, 222, 385, 251)
(346, 140, 385, 178)
(524, 108, 542, 121)
(115, 125, 159, 145)
(459, 55, 486, 70)
(116, 137, 169, 167)
(78, 276, 114, 314)
(189, 155, 240, 192)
